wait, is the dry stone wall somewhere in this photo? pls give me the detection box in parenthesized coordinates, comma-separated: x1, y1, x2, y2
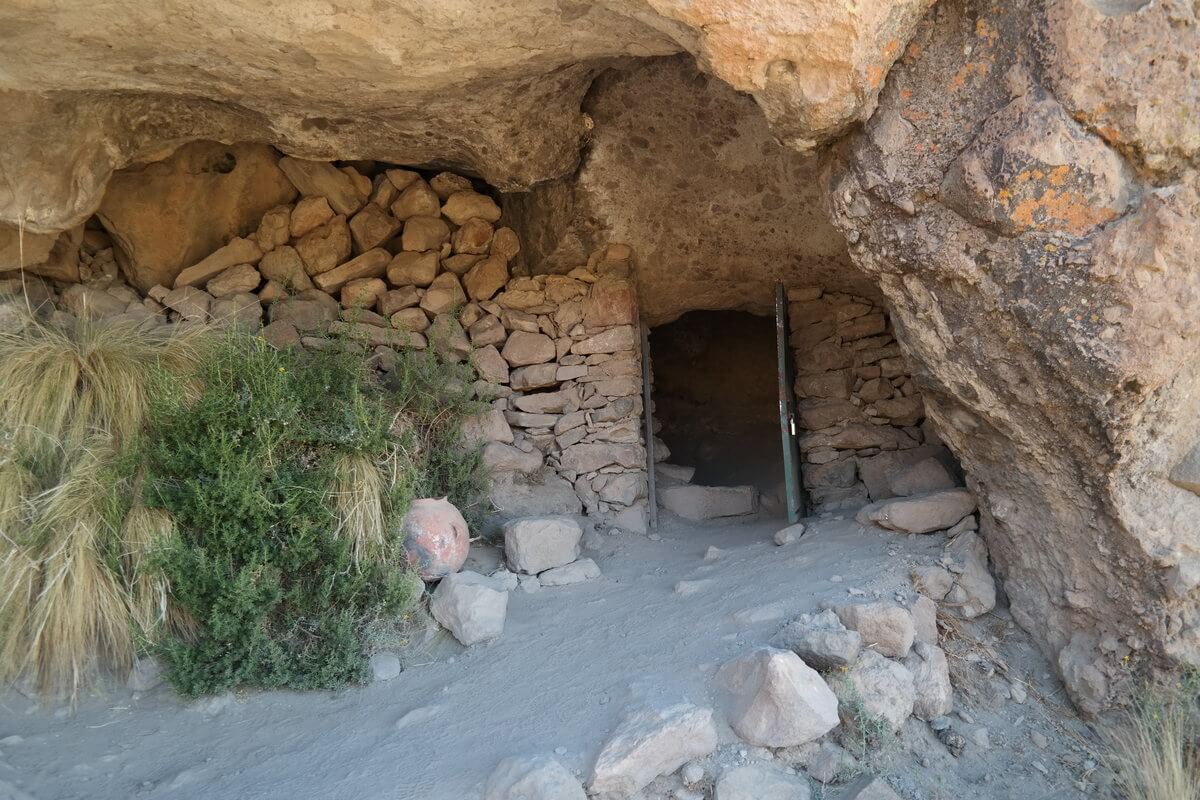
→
(0, 156, 649, 532)
(788, 287, 958, 511)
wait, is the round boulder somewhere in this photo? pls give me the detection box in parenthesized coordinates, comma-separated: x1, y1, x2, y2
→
(400, 497, 469, 580)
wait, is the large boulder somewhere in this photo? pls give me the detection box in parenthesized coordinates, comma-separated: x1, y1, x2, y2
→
(399, 498, 470, 580)
(588, 701, 718, 797)
(719, 648, 840, 748)
(484, 755, 585, 800)
(503, 516, 583, 575)
(96, 141, 296, 291)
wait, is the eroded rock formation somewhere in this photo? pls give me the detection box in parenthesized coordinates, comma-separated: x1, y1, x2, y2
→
(824, 0, 1200, 713)
(0, 0, 928, 233)
(1, 0, 1197, 714)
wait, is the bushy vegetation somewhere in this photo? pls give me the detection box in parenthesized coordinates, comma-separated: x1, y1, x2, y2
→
(1, 311, 488, 700)
(141, 336, 486, 696)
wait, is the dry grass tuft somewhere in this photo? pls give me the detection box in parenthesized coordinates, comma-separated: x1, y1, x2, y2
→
(331, 451, 390, 565)
(0, 312, 209, 697)
(22, 444, 132, 697)
(0, 312, 207, 464)
(1107, 675, 1200, 800)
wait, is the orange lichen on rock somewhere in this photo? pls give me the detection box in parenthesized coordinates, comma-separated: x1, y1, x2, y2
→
(1007, 187, 1119, 236)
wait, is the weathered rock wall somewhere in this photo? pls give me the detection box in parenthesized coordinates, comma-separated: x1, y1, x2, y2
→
(0, 0, 932, 234)
(823, 0, 1200, 713)
(788, 288, 958, 511)
(508, 57, 871, 325)
(0, 158, 649, 535)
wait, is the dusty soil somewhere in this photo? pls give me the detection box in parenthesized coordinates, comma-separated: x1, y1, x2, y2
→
(0, 514, 1108, 799)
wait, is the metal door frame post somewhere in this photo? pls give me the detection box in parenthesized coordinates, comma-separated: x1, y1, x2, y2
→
(776, 282, 807, 523)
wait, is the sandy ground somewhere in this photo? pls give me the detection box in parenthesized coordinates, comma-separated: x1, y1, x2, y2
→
(0, 513, 1108, 800)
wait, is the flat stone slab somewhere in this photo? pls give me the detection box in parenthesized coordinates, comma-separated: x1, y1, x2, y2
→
(659, 485, 757, 521)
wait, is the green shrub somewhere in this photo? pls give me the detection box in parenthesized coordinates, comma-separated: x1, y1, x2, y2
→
(141, 335, 482, 696)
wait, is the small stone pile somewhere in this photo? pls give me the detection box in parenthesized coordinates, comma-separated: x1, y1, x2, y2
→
(487, 600, 952, 799)
(0, 158, 648, 531)
(787, 287, 954, 511)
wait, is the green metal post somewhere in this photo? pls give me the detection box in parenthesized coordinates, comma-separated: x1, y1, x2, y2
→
(776, 282, 807, 523)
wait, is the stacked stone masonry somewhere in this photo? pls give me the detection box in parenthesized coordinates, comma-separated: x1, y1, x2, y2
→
(0, 157, 648, 531)
(787, 287, 958, 511)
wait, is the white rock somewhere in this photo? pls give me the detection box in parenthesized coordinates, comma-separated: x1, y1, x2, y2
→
(589, 702, 718, 797)
(835, 651, 915, 731)
(714, 764, 811, 800)
(770, 610, 862, 671)
(660, 485, 757, 520)
(719, 648, 840, 747)
(126, 656, 164, 692)
(430, 571, 508, 646)
(703, 546, 725, 561)
(484, 755, 586, 800)
(855, 489, 976, 534)
(504, 516, 583, 574)
(902, 641, 953, 721)
(539, 558, 601, 586)
(773, 523, 805, 546)
(370, 652, 402, 682)
(833, 602, 915, 658)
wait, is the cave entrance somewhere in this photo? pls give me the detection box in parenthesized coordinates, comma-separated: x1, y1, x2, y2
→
(649, 310, 788, 519)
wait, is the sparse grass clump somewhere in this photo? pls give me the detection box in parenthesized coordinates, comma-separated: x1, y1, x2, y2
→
(142, 335, 483, 696)
(1106, 672, 1200, 800)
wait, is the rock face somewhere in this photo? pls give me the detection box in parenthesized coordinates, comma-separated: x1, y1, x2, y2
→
(588, 701, 718, 797)
(719, 648, 840, 747)
(824, 0, 1200, 713)
(96, 141, 297, 291)
(1, 0, 1195, 719)
(0, 0, 928, 234)
(509, 58, 870, 324)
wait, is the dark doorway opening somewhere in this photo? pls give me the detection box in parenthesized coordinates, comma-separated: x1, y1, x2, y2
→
(650, 310, 783, 496)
